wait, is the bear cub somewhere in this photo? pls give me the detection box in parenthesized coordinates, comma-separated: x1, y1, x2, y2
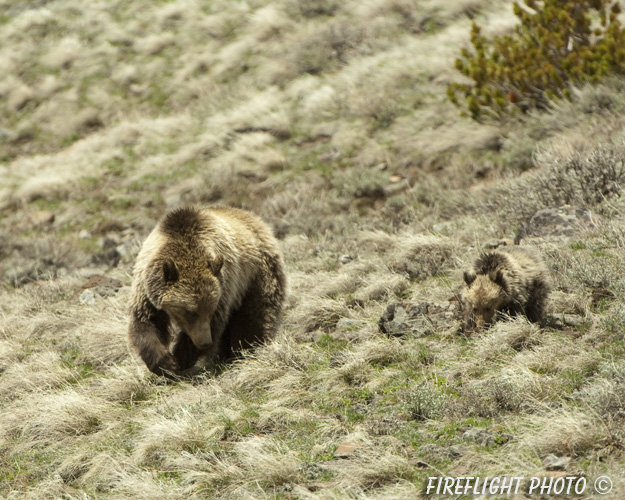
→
(128, 206, 286, 377)
(462, 246, 550, 330)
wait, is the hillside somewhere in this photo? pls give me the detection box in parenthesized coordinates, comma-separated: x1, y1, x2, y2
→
(1, 0, 625, 498)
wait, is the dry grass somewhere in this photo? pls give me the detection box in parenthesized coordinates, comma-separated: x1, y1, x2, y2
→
(2, 0, 625, 498)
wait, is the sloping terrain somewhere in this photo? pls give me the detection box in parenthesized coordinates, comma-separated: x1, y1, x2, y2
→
(1, 0, 625, 498)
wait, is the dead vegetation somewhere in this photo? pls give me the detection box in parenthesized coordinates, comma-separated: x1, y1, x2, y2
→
(2, 0, 625, 498)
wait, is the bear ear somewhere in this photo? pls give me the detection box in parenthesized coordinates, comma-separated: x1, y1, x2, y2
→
(489, 270, 506, 288)
(210, 254, 224, 275)
(162, 260, 179, 284)
(463, 270, 476, 286)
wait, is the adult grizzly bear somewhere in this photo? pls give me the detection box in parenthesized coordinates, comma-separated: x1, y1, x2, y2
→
(128, 206, 286, 377)
(462, 246, 550, 330)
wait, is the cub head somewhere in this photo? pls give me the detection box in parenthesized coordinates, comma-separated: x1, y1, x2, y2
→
(462, 269, 508, 329)
(147, 254, 224, 350)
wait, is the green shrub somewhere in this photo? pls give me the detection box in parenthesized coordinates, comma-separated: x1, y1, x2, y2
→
(448, 0, 625, 119)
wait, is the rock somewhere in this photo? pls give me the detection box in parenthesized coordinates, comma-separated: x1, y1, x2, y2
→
(448, 445, 468, 457)
(484, 238, 515, 249)
(383, 179, 410, 197)
(93, 219, 125, 235)
(462, 428, 495, 447)
(334, 442, 361, 458)
(379, 301, 461, 337)
(79, 289, 96, 305)
(29, 210, 55, 226)
(339, 254, 354, 264)
(542, 454, 571, 471)
(549, 313, 587, 330)
(516, 205, 598, 242)
(79, 229, 91, 239)
(73, 275, 123, 300)
(561, 314, 586, 327)
(379, 302, 433, 337)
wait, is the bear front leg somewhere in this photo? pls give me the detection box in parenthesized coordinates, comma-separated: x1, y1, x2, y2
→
(172, 332, 203, 371)
(128, 308, 179, 378)
(525, 279, 549, 324)
(220, 257, 286, 359)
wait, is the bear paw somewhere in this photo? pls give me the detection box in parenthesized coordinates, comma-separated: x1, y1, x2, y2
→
(150, 353, 180, 378)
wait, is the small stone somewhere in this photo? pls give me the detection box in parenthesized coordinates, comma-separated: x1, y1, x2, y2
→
(378, 302, 433, 337)
(484, 239, 502, 249)
(30, 210, 55, 226)
(339, 254, 354, 264)
(561, 314, 586, 327)
(462, 428, 495, 447)
(72, 275, 123, 299)
(93, 219, 125, 235)
(448, 445, 468, 457)
(79, 289, 96, 305)
(542, 454, 571, 471)
(517, 205, 598, 242)
(334, 442, 361, 458)
(79, 229, 91, 239)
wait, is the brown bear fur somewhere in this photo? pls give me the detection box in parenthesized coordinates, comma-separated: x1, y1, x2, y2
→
(462, 246, 550, 329)
(128, 206, 286, 377)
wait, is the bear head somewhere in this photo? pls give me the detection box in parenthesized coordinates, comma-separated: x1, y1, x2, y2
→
(462, 269, 509, 328)
(146, 252, 224, 350)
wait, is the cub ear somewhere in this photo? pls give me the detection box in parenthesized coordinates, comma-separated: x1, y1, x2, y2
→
(162, 260, 179, 284)
(210, 254, 224, 275)
(463, 270, 477, 286)
(489, 270, 506, 288)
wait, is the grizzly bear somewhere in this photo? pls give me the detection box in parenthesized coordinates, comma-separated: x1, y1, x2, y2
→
(128, 206, 286, 377)
(462, 246, 550, 329)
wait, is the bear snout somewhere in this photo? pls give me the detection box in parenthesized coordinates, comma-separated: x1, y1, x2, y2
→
(187, 324, 213, 350)
(193, 339, 213, 349)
